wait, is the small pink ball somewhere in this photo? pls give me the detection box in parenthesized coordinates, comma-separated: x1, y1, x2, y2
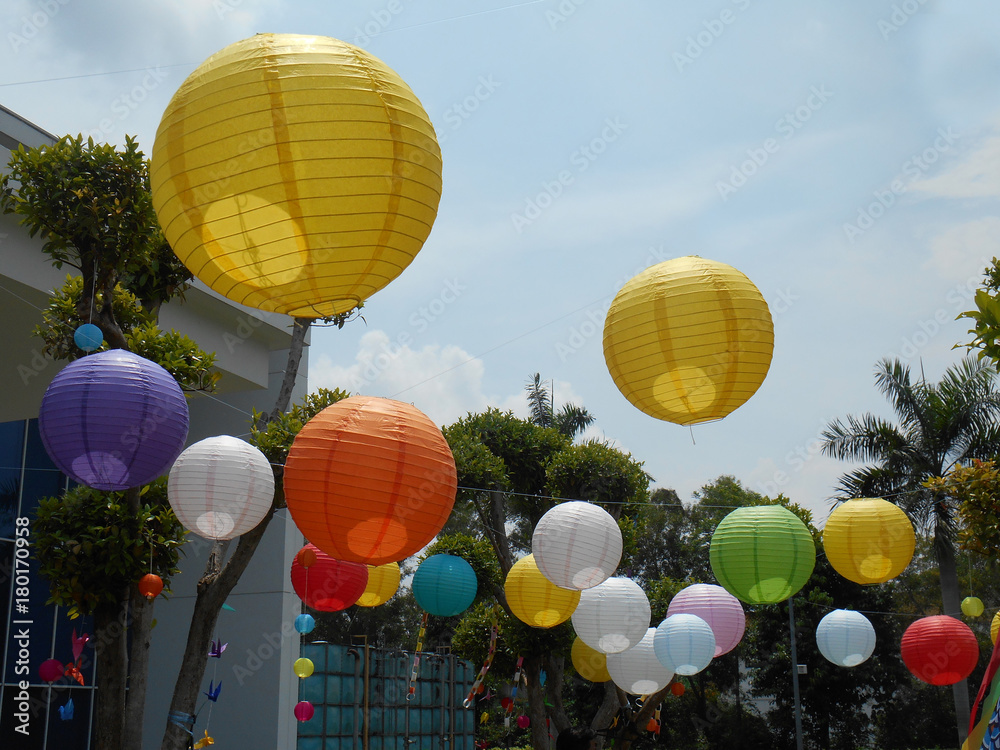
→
(517, 715, 530, 729)
(40, 659, 65, 683)
(294, 701, 315, 722)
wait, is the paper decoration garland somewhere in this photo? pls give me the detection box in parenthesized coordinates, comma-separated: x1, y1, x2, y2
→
(150, 33, 443, 319)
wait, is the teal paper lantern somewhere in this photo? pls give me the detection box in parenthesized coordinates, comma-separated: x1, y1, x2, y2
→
(74, 323, 104, 352)
(412, 554, 477, 617)
(295, 614, 315, 634)
(709, 506, 815, 604)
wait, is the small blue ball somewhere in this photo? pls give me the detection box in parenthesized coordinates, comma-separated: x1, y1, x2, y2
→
(295, 613, 315, 634)
(74, 324, 104, 352)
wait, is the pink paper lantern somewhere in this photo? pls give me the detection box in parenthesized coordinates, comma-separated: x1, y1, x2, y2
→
(294, 700, 315, 722)
(667, 583, 746, 657)
(39, 659, 64, 683)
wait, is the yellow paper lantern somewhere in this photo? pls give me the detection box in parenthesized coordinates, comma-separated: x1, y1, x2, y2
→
(602, 256, 773, 425)
(357, 562, 401, 607)
(991, 611, 1000, 644)
(151, 33, 442, 318)
(505, 554, 580, 628)
(822, 498, 915, 584)
(571, 637, 611, 682)
(293, 657, 314, 678)
(962, 596, 985, 618)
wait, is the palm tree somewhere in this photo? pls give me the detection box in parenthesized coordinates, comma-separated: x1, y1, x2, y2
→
(820, 356, 1000, 745)
(524, 373, 595, 438)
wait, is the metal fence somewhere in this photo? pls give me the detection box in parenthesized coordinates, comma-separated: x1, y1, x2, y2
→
(297, 642, 476, 750)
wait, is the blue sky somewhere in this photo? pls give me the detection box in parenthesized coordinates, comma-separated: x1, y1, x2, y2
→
(4, 0, 1000, 524)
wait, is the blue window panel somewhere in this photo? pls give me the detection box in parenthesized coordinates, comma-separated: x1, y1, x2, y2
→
(0, 468, 21, 541)
(0, 539, 11, 679)
(24, 420, 57, 472)
(302, 675, 324, 704)
(297, 736, 323, 750)
(304, 643, 326, 673)
(19, 467, 64, 521)
(0, 684, 46, 749)
(0, 421, 25, 473)
(298, 704, 323, 737)
(44, 685, 93, 750)
(4, 544, 54, 684)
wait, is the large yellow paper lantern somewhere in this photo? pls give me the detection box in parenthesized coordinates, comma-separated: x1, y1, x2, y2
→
(602, 256, 773, 425)
(151, 33, 442, 318)
(822, 498, 915, 584)
(356, 562, 401, 607)
(505, 554, 580, 628)
(991, 611, 1000, 644)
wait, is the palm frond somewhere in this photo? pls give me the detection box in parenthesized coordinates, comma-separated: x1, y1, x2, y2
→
(553, 404, 596, 439)
(820, 413, 907, 463)
(524, 373, 552, 427)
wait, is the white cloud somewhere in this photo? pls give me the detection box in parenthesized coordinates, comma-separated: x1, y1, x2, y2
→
(923, 216, 1000, 282)
(912, 132, 1000, 199)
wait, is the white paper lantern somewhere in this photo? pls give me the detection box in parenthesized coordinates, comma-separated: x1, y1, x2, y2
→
(815, 609, 876, 667)
(532, 501, 622, 590)
(168, 435, 275, 540)
(653, 614, 716, 676)
(572, 577, 650, 654)
(667, 583, 745, 657)
(606, 628, 674, 695)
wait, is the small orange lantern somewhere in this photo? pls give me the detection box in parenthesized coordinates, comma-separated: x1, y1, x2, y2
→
(138, 573, 164, 601)
(284, 396, 457, 565)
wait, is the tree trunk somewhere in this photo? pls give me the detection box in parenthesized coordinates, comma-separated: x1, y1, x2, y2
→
(938, 536, 971, 746)
(264, 316, 313, 424)
(544, 653, 570, 736)
(591, 681, 622, 749)
(524, 655, 552, 750)
(160, 518, 274, 749)
(123, 590, 154, 750)
(613, 684, 671, 750)
(93, 597, 128, 750)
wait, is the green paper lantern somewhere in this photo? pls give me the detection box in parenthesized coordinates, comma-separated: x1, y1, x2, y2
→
(709, 506, 815, 604)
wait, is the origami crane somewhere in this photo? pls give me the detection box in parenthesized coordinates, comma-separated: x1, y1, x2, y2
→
(203, 681, 222, 702)
(193, 730, 215, 748)
(65, 660, 84, 687)
(58, 699, 74, 721)
(208, 640, 227, 658)
(71, 630, 90, 663)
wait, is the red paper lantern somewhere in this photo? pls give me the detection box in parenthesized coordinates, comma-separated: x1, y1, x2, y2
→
(670, 682, 685, 696)
(646, 718, 659, 732)
(290, 543, 369, 611)
(284, 396, 457, 565)
(138, 574, 164, 601)
(517, 715, 530, 729)
(40, 659, 65, 683)
(901, 615, 978, 686)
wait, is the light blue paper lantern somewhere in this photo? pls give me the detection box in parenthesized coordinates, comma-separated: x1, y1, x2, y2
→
(653, 613, 716, 676)
(74, 323, 104, 352)
(815, 609, 876, 667)
(412, 554, 477, 617)
(295, 613, 315, 634)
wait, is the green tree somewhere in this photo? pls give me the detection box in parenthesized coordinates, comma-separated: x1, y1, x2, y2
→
(525, 373, 596, 439)
(2, 135, 217, 750)
(820, 356, 1000, 745)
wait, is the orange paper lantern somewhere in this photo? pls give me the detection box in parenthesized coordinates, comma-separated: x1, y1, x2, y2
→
(138, 573, 164, 601)
(283, 396, 457, 564)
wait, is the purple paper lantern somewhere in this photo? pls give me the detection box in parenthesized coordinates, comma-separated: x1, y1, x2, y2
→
(38, 350, 189, 490)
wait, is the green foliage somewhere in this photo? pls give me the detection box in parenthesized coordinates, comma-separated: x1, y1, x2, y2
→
(545, 439, 650, 513)
(127, 323, 220, 392)
(32, 479, 185, 618)
(959, 258, 1000, 368)
(424, 533, 503, 599)
(0, 134, 191, 311)
(925, 459, 1000, 556)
